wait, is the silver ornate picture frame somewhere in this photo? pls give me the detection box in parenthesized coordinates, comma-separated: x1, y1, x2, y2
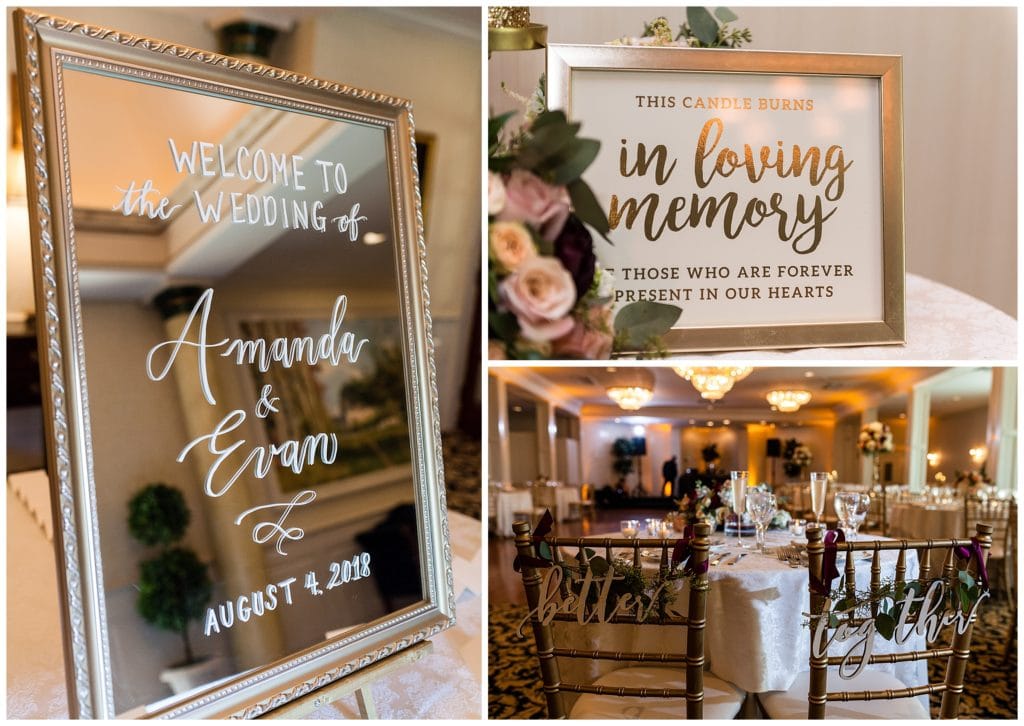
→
(14, 9, 453, 718)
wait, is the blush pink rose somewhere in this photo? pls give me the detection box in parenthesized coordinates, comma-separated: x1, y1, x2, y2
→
(489, 221, 537, 274)
(499, 256, 576, 342)
(498, 169, 571, 241)
(552, 304, 614, 359)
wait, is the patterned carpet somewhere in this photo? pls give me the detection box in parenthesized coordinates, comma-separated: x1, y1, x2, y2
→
(488, 600, 1018, 719)
(443, 432, 481, 520)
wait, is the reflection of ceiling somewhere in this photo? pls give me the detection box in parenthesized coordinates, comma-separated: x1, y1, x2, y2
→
(498, 367, 949, 424)
(64, 68, 251, 211)
(63, 64, 398, 301)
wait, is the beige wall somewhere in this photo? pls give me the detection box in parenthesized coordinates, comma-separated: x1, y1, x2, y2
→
(929, 405, 990, 482)
(489, 6, 1017, 315)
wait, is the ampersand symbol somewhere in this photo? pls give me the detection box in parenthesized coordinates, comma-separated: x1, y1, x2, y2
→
(255, 384, 280, 419)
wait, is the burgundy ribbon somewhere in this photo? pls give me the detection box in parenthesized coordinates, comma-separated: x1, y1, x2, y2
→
(671, 525, 709, 575)
(954, 537, 990, 591)
(810, 529, 845, 595)
(513, 509, 555, 573)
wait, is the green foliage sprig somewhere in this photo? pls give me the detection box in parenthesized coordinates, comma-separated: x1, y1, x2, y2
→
(678, 7, 752, 48)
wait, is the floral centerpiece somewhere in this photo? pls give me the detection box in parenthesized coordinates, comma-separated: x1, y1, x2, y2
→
(782, 438, 812, 477)
(488, 99, 680, 358)
(609, 8, 752, 48)
(859, 421, 894, 487)
(858, 422, 895, 456)
(675, 479, 723, 525)
(678, 480, 791, 530)
(955, 469, 992, 497)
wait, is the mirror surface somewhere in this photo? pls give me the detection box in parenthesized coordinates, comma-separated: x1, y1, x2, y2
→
(61, 64, 423, 715)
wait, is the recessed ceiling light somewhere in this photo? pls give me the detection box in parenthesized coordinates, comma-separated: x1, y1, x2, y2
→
(512, 405, 522, 413)
(723, 419, 731, 425)
(804, 371, 815, 378)
(689, 418, 696, 425)
(899, 413, 906, 419)
(362, 231, 387, 245)
(706, 421, 714, 427)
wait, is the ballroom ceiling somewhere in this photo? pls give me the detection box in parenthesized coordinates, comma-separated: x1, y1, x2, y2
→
(504, 366, 994, 424)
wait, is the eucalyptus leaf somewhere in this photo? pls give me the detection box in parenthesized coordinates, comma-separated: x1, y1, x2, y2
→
(958, 570, 976, 589)
(590, 556, 610, 576)
(530, 109, 567, 131)
(828, 612, 839, 628)
(686, 7, 720, 46)
(567, 179, 612, 242)
(875, 612, 897, 640)
(584, 548, 596, 558)
(548, 138, 601, 186)
(714, 7, 739, 23)
(488, 311, 518, 342)
(614, 301, 682, 349)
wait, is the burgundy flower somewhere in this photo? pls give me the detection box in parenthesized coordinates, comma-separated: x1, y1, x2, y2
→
(554, 214, 597, 300)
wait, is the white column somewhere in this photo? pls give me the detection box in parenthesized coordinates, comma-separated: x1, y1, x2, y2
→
(906, 388, 931, 493)
(535, 400, 557, 479)
(489, 375, 512, 485)
(986, 368, 1017, 493)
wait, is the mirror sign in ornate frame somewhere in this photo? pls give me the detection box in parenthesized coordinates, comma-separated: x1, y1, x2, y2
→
(548, 44, 905, 353)
(14, 9, 452, 718)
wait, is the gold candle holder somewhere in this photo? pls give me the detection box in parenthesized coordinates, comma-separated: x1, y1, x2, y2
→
(488, 6, 547, 54)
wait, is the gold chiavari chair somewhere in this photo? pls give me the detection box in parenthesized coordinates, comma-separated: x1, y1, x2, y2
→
(512, 519, 745, 719)
(760, 522, 993, 719)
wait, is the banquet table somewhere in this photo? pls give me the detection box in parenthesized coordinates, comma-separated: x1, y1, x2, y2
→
(493, 488, 533, 537)
(887, 501, 965, 541)
(552, 529, 927, 710)
(702, 274, 1015, 360)
(7, 480, 483, 719)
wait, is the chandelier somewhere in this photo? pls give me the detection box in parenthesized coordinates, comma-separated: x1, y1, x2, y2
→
(673, 366, 753, 401)
(607, 386, 653, 411)
(766, 389, 812, 412)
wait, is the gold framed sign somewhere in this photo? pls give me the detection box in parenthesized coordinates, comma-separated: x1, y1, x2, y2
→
(14, 9, 452, 718)
(547, 44, 905, 353)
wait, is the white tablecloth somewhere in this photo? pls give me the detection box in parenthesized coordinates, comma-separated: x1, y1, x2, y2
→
(6, 480, 482, 719)
(888, 502, 965, 540)
(704, 274, 1015, 360)
(554, 531, 926, 706)
(494, 489, 533, 537)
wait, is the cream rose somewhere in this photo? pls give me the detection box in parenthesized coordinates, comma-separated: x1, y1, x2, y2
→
(489, 221, 537, 274)
(488, 171, 506, 216)
(497, 169, 571, 241)
(499, 256, 576, 342)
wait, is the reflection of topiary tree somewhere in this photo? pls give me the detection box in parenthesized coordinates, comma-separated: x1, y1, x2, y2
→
(612, 438, 637, 484)
(339, 342, 406, 423)
(128, 483, 212, 667)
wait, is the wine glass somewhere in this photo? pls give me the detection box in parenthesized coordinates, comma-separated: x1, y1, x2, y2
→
(810, 472, 830, 528)
(620, 519, 639, 539)
(833, 492, 851, 536)
(746, 491, 777, 552)
(730, 471, 749, 548)
(845, 493, 871, 539)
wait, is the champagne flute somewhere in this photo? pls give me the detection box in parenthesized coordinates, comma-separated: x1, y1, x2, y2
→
(810, 472, 830, 528)
(730, 471, 749, 548)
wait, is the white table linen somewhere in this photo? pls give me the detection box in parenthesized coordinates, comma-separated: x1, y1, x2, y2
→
(494, 488, 533, 537)
(551, 530, 926, 706)
(705, 274, 1015, 360)
(888, 502, 964, 540)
